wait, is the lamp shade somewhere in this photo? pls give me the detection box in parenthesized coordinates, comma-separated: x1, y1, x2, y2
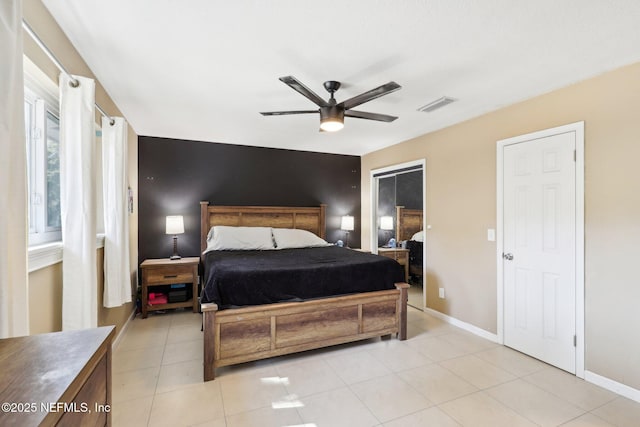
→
(340, 215, 354, 231)
(380, 216, 394, 231)
(165, 215, 184, 235)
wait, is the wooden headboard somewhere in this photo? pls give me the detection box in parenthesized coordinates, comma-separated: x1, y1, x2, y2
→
(200, 202, 327, 253)
(396, 206, 423, 241)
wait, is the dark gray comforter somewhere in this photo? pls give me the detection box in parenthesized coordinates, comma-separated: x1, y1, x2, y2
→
(201, 246, 404, 309)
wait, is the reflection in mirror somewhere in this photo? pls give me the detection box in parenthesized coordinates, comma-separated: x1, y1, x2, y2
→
(377, 176, 397, 247)
(375, 168, 424, 309)
(397, 206, 424, 301)
(379, 215, 394, 246)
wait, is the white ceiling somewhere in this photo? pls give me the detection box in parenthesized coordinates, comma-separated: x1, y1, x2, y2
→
(42, 0, 640, 156)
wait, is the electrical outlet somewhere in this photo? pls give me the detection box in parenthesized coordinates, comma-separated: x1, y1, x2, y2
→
(439, 287, 445, 299)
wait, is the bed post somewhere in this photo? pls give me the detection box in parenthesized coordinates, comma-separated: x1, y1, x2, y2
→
(319, 204, 327, 240)
(395, 282, 409, 340)
(200, 201, 209, 254)
(396, 206, 404, 241)
(202, 302, 218, 381)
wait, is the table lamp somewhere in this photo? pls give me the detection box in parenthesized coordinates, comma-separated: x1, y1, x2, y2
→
(166, 215, 184, 260)
(380, 216, 394, 247)
(340, 215, 355, 248)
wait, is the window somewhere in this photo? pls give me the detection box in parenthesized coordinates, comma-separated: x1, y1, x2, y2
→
(23, 57, 105, 253)
(46, 112, 61, 229)
(24, 84, 61, 245)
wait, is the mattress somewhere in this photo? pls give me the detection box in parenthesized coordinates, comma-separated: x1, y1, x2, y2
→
(201, 245, 405, 308)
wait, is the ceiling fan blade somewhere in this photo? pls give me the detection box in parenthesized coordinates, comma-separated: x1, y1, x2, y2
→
(279, 76, 329, 107)
(345, 110, 398, 122)
(260, 110, 318, 116)
(341, 82, 401, 110)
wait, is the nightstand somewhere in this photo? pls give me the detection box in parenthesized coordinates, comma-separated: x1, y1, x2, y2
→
(377, 248, 409, 282)
(140, 257, 199, 319)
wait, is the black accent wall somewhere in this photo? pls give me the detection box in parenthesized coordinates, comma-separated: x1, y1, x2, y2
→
(138, 137, 361, 264)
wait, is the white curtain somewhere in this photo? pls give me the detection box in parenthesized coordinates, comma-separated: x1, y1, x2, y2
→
(0, 0, 29, 338)
(102, 117, 131, 307)
(60, 74, 97, 330)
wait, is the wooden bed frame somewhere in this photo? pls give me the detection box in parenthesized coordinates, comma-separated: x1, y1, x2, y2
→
(200, 202, 409, 381)
(395, 205, 423, 241)
(396, 206, 424, 277)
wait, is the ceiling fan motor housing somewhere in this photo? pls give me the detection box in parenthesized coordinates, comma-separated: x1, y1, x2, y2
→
(320, 105, 344, 121)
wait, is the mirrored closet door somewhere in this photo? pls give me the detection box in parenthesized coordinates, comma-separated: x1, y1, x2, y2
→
(371, 160, 425, 310)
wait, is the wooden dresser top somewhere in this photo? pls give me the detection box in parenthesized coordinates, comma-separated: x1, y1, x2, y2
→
(0, 326, 115, 426)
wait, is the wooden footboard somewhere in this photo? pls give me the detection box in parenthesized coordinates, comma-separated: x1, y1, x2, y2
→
(203, 282, 409, 381)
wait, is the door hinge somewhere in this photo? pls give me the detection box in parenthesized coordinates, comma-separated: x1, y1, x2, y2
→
(573, 150, 576, 162)
(573, 335, 577, 347)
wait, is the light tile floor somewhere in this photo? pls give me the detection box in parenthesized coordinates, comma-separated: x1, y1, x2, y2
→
(111, 307, 640, 427)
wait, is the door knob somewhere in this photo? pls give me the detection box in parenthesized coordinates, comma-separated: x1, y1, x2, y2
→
(503, 253, 514, 261)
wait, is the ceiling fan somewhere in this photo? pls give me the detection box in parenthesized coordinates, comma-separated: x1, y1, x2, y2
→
(260, 76, 401, 132)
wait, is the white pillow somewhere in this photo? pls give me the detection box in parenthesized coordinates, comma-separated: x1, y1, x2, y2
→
(206, 226, 215, 242)
(204, 226, 275, 252)
(411, 230, 424, 242)
(272, 228, 330, 249)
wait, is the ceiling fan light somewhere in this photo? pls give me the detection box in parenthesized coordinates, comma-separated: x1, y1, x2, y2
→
(320, 118, 344, 132)
(319, 105, 345, 132)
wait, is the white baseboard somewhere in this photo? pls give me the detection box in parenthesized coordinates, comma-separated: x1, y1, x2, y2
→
(111, 309, 136, 351)
(423, 307, 499, 343)
(585, 370, 640, 403)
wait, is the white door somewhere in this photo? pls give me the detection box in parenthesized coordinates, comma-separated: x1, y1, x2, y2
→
(502, 130, 576, 373)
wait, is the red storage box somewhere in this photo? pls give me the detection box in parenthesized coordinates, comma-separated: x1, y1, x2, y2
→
(148, 292, 167, 305)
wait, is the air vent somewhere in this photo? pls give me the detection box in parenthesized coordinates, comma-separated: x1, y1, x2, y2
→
(417, 96, 456, 113)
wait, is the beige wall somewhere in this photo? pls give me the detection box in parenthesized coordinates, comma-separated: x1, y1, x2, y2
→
(362, 62, 640, 391)
(29, 248, 135, 335)
(23, 1, 138, 337)
(28, 263, 62, 334)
